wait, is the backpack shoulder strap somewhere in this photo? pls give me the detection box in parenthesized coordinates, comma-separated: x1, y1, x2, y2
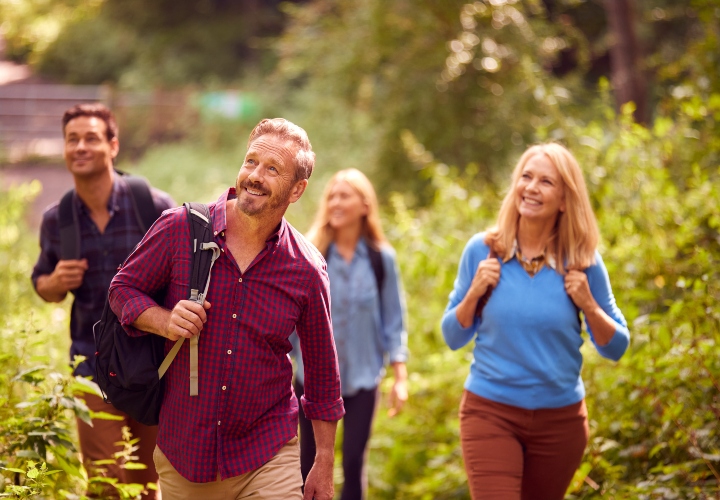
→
(58, 172, 159, 260)
(158, 203, 220, 394)
(367, 244, 386, 297)
(186, 202, 221, 396)
(474, 248, 498, 318)
(186, 203, 219, 303)
(58, 189, 80, 260)
(324, 241, 385, 298)
(121, 173, 160, 233)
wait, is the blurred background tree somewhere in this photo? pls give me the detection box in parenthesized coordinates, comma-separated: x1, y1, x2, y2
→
(1, 0, 306, 85)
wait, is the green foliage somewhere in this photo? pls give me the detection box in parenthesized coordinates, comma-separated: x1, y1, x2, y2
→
(365, 144, 499, 499)
(272, 0, 718, 204)
(0, 0, 103, 64)
(26, 0, 288, 87)
(2, 1, 720, 498)
(36, 15, 138, 84)
(562, 105, 720, 498)
(0, 184, 156, 499)
(0, 182, 83, 495)
(118, 36, 720, 498)
(357, 83, 720, 498)
(276, 0, 530, 198)
(1, 461, 62, 498)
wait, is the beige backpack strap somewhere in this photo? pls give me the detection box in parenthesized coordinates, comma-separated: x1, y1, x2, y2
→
(189, 336, 200, 396)
(188, 240, 221, 396)
(158, 338, 185, 379)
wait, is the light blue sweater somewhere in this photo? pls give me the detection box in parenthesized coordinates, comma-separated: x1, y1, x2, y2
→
(292, 240, 408, 397)
(441, 233, 630, 410)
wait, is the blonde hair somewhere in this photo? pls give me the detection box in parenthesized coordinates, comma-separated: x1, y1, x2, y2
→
(306, 169, 387, 255)
(485, 143, 599, 273)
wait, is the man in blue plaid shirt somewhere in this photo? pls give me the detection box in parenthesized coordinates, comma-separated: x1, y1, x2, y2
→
(32, 103, 174, 499)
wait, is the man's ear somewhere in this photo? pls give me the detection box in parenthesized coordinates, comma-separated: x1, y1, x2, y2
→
(288, 179, 308, 204)
(110, 137, 120, 160)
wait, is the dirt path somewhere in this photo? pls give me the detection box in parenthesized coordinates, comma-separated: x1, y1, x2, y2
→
(0, 163, 73, 230)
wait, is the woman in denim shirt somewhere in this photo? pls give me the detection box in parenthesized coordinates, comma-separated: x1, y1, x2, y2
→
(291, 168, 408, 500)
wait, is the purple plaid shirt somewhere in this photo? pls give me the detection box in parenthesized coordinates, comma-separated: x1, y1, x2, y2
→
(31, 175, 174, 378)
(108, 188, 344, 483)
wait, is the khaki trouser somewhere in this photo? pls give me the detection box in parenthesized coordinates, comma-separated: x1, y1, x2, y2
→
(154, 437, 303, 500)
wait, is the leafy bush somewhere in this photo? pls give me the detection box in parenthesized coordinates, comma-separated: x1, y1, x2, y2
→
(121, 81, 720, 499)
(360, 85, 720, 497)
(37, 16, 138, 85)
(0, 183, 155, 499)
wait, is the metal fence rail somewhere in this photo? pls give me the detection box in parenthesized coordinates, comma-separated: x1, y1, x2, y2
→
(0, 84, 106, 161)
(0, 84, 196, 163)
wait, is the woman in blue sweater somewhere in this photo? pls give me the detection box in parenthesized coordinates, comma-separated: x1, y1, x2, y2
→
(441, 143, 629, 500)
(292, 168, 408, 500)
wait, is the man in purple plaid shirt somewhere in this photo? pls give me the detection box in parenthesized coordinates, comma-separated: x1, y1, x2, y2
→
(109, 118, 344, 499)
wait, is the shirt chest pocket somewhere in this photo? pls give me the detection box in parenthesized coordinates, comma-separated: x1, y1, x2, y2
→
(355, 276, 379, 311)
(167, 256, 192, 304)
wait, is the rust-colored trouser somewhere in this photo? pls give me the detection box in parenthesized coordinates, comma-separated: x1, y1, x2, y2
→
(459, 390, 588, 500)
(77, 393, 159, 500)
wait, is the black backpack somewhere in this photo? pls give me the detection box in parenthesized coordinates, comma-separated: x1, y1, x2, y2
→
(92, 203, 220, 426)
(59, 170, 162, 259)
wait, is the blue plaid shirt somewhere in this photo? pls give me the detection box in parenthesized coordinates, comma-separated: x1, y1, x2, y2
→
(32, 175, 174, 378)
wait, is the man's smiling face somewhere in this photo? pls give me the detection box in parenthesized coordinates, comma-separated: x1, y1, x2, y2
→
(235, 134, 303, 217)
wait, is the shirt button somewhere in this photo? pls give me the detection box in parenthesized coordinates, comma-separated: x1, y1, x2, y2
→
(238, 278, 242, 283)
(217, 421, 221, 426)
(227, 350, 232, 355)
(214, 231, 218, 236)
(222, 386, 227, 390)
(232, 314, 237, 319)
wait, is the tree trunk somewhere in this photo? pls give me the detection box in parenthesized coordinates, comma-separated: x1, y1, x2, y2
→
(604, 0, 648, 124)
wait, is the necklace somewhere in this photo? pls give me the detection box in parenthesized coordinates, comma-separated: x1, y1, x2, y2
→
(516, 247, 546, 277)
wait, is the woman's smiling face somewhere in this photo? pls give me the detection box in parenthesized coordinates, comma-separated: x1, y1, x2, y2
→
(514, 153, 566, 223)
(327, 180, 368, 231)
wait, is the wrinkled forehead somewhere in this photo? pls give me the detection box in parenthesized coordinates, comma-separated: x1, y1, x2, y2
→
(247, 134, 298, 158)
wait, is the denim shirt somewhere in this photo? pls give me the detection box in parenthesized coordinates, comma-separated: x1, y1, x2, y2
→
(291, 240, 408, 397)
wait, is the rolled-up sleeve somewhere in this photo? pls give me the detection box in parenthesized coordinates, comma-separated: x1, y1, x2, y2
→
(108, 211, 177, 336)
(586, 252, 630, 361)
(296, 266, 345, 421)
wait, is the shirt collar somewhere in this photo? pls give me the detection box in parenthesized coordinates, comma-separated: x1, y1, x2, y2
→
(511, 239, 557, 270)
(221, 187, 285, 243)
(328, 238, 369, 259)
(355, 239, 369, 257)
(73, 173, 122, 217)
